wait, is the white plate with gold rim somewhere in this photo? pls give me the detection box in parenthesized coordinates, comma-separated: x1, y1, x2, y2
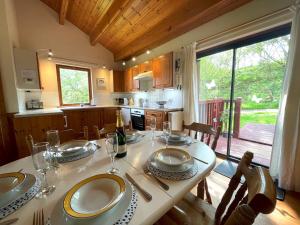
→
(0, 172, 25, 195)
(155, 148, 192, 167)
(64, 174, 126, 218)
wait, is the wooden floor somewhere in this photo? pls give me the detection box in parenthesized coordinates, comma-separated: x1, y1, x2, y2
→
(190, 158, 300, 225)
(216, 136, 272, 166)
(239, 123, 275, 145)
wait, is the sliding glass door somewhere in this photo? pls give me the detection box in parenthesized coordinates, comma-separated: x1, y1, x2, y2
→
(198, 25, 290, 166)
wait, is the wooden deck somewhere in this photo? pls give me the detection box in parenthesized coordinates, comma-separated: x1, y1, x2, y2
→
(239, 123, 275, 145)
(215, 136, 272, 166)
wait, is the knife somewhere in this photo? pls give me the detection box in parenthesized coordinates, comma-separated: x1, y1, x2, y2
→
(125, 173, 152, 202)
(0, 218, 19, 225)
(193, 156, 208, 164)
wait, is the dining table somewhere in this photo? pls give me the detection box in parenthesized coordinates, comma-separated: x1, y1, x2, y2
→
(0, 131, 216, 225)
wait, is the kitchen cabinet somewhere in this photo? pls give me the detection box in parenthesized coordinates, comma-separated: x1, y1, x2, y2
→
(145, 110, 167, 130)
(103, 107, 118, 125)
(113, 70, 124, 92)
(131, 66, 140, 91)
(139, 60, 153, 73)
(124, 68, 132, 92)
(153, 52, 173, 88)
(13, 114, 65, 158)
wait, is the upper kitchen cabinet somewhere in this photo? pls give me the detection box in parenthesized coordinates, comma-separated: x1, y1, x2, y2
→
(139, 60, 153, 73)
(113, 70, 124, 92)
(13, 48, 41, 89)
(124, 68, 133, 92)
(131, 65, 140, 91)
(153, 52, 173, 88)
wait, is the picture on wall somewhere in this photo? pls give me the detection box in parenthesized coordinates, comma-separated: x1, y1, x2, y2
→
(96, 78, 106, 90)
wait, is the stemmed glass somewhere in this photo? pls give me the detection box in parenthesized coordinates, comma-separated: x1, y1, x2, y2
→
(46, 130, 60, 169)
(31, 142, 56, 198)
(163, 121, 171, 148)
(150, 116, 156, 141)
(105, 133, 119, 174)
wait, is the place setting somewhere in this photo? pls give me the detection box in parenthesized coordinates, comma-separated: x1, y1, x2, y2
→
(46, 130, 99, 164)
(125, 130, 145, 145)
(50, 132, 138, 225)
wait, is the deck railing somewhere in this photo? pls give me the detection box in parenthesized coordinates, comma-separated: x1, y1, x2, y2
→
(199, 98, 242, 138)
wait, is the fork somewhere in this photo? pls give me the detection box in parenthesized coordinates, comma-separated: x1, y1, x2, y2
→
(33, 209, 45, 225)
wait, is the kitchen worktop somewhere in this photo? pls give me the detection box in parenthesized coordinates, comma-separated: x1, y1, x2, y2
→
(14, 105, 183, 118)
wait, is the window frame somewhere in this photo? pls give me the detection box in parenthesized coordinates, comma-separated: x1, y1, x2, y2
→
(56, 64, 92, 106)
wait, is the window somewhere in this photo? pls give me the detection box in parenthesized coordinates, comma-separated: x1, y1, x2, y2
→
(56, 65, 92, 105)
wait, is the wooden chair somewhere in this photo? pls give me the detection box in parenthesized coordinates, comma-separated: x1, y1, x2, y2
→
(25, 134, 34, 154)
(59, 126, 89, 143)
(183, 122, 222, 203)
(156, 151, 276, 225)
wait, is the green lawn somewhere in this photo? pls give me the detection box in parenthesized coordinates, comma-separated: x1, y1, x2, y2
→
(239, 112, 277, 128)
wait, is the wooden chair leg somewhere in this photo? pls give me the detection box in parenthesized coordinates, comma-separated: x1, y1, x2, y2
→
(204, 179, 212, 205)
(197, 179, 205, 199)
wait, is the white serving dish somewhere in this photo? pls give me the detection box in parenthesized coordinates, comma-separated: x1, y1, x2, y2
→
(51, 179, 133, 225)
(58, 140, 89, 156)
(64, 174, 126, 218)
(0, 172, 25, 196)
(149, 151, 194, 173)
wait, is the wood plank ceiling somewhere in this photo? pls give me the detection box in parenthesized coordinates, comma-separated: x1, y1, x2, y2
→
(41, 0, 252, 61)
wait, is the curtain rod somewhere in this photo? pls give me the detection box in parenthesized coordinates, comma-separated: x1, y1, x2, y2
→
(195, 6, 292, 51)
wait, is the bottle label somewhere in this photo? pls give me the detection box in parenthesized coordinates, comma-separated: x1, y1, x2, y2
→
(118, 144, 126, 154)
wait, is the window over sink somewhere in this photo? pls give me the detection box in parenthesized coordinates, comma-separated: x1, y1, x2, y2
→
(56, 65, 92, 105)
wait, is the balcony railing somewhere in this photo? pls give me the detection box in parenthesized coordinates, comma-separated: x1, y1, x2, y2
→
(199, 98, 242, 138)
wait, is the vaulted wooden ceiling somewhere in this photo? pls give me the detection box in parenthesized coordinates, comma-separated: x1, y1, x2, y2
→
(41, 0, 252, 61)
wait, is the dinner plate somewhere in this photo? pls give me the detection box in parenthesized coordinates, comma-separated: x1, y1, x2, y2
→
(155, 148, 192, 167)
(0, 173, 40, 219)
(51, 179, 134, 225)
(126, 132, 143, 144)
(159, 135, 191, 145)
(149, 152, 194, 173)
(58, 140, 89, 156)
(0, 172, 25, 195)
(64, 174, 126, 218)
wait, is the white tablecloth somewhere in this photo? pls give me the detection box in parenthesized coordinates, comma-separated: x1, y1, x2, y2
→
(0, 131, 216, 225)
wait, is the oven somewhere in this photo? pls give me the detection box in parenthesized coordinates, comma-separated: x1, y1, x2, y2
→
(130, 108, 145, 131)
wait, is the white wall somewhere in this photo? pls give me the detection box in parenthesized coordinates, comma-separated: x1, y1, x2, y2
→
(126, 0, 293, 66)
(0, 0, 19, 113)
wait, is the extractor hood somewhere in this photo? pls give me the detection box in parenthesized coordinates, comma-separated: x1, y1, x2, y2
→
(133, 71, 153, 81)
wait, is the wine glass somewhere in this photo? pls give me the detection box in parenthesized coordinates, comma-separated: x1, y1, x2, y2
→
(105, 133, 119, 174)
(163, 121, 171, 148)
(31, 142, 56, 198)
(150, 116, 156, 141)
(46, 130, 60, 169)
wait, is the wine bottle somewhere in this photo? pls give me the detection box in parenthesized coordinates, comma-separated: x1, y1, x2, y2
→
(115, 110, 127, 158)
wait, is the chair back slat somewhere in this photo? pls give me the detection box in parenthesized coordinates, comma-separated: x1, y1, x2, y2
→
(25, 135, 34, 153)
(183, 122, 221, 151)
(59, 126, 89, 143)
(215, 151, 276, 225)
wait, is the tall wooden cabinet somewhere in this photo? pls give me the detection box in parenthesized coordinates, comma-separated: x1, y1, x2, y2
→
(113, 71, 124, 92)
(153, 52, 173, 88)
(124, 68, 132, 92)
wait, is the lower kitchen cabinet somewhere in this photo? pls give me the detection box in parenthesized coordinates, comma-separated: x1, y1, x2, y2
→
(103, 107, 118, 124)
(12, 114, 65, 158)
(145, 110, 168, 130)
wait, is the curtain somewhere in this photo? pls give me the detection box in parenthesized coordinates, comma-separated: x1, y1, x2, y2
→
(270, 0, 300, 191)
(183, 42, 200, 125)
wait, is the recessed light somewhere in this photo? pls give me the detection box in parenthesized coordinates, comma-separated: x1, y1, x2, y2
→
(132, 57, 136, 61)
(102, 66, 106, 69)
(122, 61, 126, 66)
(146, 50, 150, 54)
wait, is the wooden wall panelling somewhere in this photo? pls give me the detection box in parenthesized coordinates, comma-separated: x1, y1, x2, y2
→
(131, 66, 140, 91)
(113, 70, 125, 92)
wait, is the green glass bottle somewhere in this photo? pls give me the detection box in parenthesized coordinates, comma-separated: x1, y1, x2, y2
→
(115, 110, 127, 158)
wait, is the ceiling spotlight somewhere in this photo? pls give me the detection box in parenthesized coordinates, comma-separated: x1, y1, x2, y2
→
(102, 65, 106, 69)
(48, 49, 53, 56)
(132, 57, 136, 62)
(146, 50, 151, 54)
(122, 61, 126, 66)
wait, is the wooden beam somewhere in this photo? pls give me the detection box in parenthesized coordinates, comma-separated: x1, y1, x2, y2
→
(114, 0, 252, 61)
(59, 0, 69, 25)
(90, 0, 132, 46)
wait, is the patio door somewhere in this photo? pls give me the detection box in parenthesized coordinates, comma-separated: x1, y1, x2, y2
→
(197, 24, 290, 167)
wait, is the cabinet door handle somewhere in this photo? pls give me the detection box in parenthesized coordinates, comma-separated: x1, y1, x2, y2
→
(64, 115, 68, 128)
